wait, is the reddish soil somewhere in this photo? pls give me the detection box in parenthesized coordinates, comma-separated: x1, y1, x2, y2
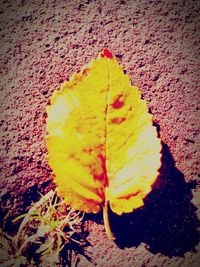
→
(0, 0, 200, 266)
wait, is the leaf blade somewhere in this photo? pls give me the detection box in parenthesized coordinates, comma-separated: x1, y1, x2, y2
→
(46, 50, 161, 216)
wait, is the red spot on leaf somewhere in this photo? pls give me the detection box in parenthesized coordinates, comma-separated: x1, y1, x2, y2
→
(112, 95, 124, 109)
(101, 49, 113, 58)
(111, 117, 126, 124)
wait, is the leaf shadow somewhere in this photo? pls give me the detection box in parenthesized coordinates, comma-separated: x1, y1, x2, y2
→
(108, 141, 200, 257)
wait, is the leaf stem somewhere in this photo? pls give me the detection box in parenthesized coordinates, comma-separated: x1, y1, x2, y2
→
(103, 201, 115, 240)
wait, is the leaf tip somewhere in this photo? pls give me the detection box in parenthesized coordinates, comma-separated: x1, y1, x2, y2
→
(100, 49, 113, 59)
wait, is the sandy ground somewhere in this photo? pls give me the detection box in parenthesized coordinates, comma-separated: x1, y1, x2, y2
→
(0, 0, 200, 266)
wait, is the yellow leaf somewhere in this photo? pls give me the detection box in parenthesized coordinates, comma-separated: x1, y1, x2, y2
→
(46, 49, 161, 238)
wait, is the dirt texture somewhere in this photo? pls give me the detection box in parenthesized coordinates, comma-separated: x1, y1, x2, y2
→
(0, 0, 200, 266)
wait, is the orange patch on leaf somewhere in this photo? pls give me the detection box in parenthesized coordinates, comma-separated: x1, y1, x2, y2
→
(82, 68, 89, 75)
